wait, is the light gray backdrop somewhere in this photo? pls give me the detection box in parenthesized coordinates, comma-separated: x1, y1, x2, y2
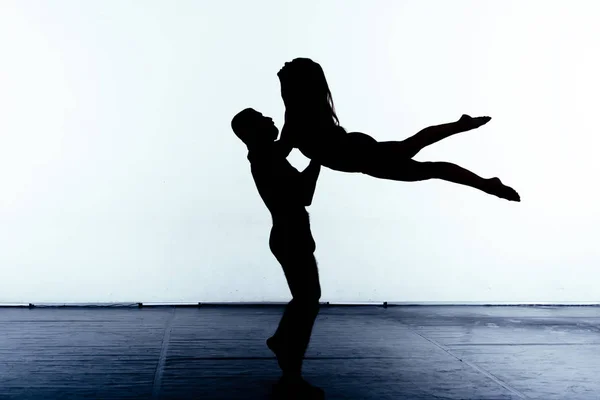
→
(1, 0, 598, 303)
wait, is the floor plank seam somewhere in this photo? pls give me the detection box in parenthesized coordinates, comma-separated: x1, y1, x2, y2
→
(446, 343, 600, 347)
(166, 356, 416, 361)
(573, 321, 600, 333)
(152, 308, 176, 398)
(408, 329, 529, 399)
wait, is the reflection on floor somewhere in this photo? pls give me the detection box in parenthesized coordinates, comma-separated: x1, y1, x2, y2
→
(1, 305, 600, 399)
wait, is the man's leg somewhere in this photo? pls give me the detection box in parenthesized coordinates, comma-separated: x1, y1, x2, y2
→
(269, 250, 321, 377)
(269, 251, 323, 399)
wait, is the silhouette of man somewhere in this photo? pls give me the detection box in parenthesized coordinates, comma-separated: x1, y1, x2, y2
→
(231, 108, 325, 399)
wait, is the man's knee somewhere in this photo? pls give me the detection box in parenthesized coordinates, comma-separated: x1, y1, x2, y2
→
(292, 287, 321, 307)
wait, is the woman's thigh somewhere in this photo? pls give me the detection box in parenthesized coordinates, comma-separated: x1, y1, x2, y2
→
(319, 131, 379, 173)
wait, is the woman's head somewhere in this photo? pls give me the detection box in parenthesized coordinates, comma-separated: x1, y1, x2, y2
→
(278, 58, 339, 126)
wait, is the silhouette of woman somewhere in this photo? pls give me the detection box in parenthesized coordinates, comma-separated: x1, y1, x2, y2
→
(277, 57, 520, 202)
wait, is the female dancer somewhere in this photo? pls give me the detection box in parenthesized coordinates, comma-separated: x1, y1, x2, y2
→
(277, 58, 520, 202)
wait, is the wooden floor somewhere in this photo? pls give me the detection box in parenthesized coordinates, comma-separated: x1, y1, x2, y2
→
(1, 305, 600, 399)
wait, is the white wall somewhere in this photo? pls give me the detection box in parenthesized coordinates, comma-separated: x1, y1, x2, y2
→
(1, 0, 598, 303)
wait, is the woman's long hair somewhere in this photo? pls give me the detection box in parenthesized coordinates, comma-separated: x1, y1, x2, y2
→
(278, 58, 339, 126)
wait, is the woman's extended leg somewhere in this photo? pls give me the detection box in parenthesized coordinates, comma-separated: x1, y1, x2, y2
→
(296, 121, 519, 201)
(364, 156, 520, 201)
(384, 114, 492, 159)
(314, 115, 492, 171)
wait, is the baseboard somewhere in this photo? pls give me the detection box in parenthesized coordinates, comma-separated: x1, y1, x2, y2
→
(1, 301, 600, 308)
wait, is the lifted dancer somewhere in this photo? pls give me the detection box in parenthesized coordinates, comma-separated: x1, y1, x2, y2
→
(277, 57, 520, 202)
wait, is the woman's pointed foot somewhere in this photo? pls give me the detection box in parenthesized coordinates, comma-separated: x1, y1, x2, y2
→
(487, 177, 520, 202)
(458, 114, 492, 131)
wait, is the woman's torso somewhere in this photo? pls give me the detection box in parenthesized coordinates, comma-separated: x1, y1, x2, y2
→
(283, 118, 377, 173)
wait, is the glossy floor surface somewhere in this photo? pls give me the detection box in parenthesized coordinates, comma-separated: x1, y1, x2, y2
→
(1, 305, 600, 399)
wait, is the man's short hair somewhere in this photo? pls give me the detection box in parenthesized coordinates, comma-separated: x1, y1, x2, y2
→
(231, 108, 256, 141)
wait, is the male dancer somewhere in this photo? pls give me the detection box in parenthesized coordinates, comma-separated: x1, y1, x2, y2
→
(231, 108, 324, 399)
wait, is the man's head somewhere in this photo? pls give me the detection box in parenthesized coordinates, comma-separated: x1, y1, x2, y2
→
(231, 108, 279, 148)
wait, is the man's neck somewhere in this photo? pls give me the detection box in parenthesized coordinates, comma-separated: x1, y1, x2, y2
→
(247, 141, 278, 163)
(247, 141, 273, 153)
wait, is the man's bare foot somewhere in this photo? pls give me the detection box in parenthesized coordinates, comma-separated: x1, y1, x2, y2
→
(486, 177, 520, 202)
(272, 375, 325, 400)
(458, 114, 492, 131)
(267, 336, 290, 372)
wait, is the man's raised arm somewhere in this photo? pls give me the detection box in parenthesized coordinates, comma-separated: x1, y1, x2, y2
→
(300, 160, 321, 206)
(276, 128, 294, 158)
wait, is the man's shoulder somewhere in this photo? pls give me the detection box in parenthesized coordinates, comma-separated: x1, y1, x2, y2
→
(247, 146, 280, 167)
